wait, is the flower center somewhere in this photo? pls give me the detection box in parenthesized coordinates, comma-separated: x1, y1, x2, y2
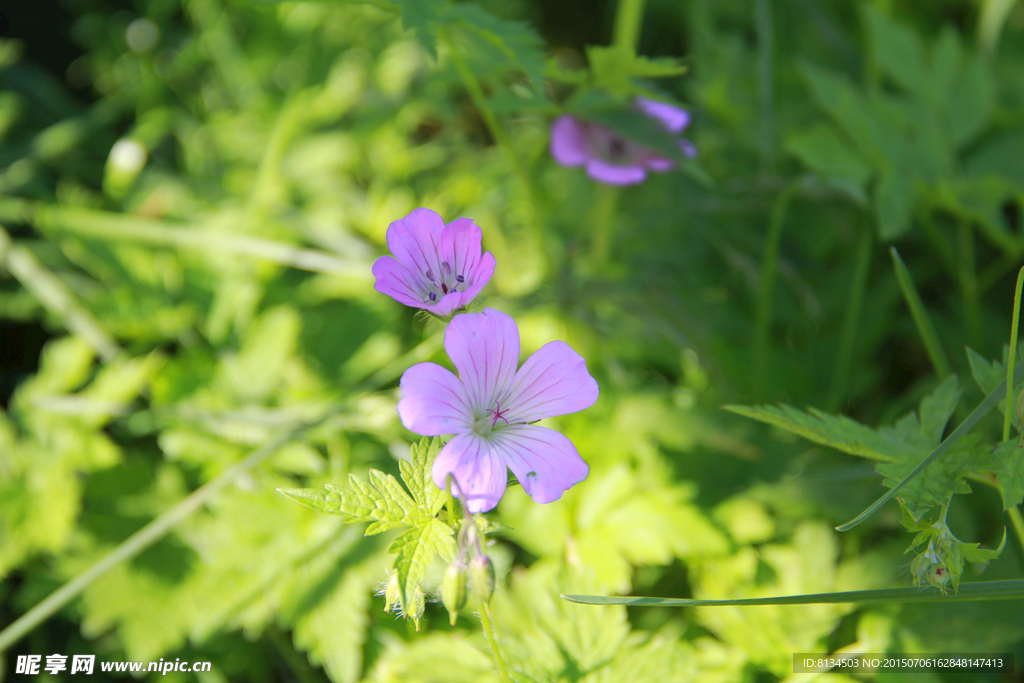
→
(423, 260, 466, 304)
(472, 400, 511, 436)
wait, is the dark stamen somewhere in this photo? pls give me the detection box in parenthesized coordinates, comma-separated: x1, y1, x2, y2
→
(425, 269, 435, 282)
(456, 275, 465, 283)
(609, 136, 626, 158)
(428, 291, 437, 302)
(442, 261, 451, 275)
(441, 283, 448, 294)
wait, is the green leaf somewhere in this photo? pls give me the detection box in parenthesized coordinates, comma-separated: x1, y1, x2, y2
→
(585, 46, 687, 96)
(562, 579, 1024, 607)
(799, 63, 877, 156)
(967, 346, 1003, 394)
(874, 164, 914, 240)
(995, 441, 1024, 510)
(277, 487, 343, 516)
(785, 123, 872, 187)
(838, 359, 1024, 530)
(400, 437, 446, 517)
(965, 130, 1024, 188)
(722, 404, 902, 462)
(863, 4, 927, 96)
(876, 434, 979, 520)
(449, 4, 546, 92)
(391, 0, 449, 59)
(948, 54, 994, 147)
(390, 518, 457, 616)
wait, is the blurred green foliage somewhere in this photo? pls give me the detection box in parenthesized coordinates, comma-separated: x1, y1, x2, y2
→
(2, 0, 1024, 680)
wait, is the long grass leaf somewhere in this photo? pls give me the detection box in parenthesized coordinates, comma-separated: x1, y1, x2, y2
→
(562, 579, 1024, 607)
(890, 246, 952, 378)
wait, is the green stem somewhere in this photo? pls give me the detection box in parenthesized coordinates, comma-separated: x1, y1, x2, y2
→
(612, 0, 647, 53)
(479, 605, 512, 683)
(1004, 267, 1024, 442)
(590, 186, 620, 271)
(957, 222, 983, 351)
(753, 183, 796, 399)
(890, 246, 953, 379)
(0, 404, 346, 653)
(827, 223, 873, 411)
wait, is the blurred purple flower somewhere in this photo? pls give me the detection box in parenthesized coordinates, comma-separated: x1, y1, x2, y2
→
(372, 208, 496, 316)
(398, 308, 599, 513)
(550, 97, 696, 186)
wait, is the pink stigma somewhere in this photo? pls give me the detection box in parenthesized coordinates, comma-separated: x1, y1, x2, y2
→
(485, 400, 510, 426)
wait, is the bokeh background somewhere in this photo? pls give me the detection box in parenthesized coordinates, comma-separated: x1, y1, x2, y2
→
(2, 0, 1024, 680)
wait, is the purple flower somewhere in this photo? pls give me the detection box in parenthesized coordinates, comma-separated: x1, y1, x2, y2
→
(372, 208, 496, 316)
(550, 96, 696, 186)
(398, 308, 599, 513)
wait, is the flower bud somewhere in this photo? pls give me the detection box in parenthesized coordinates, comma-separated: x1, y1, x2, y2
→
(470, 553, 495, 604)
(408, 585, 426, 631)
(383, 574, 401, 614)
(442, 559, 469, 626)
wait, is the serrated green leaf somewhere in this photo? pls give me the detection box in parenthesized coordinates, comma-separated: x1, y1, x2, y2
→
(277, 487, 343, 515)
(723, 404, 901, 462)
(839, 359, 1024, 530)
(876, 435, 980, 520)
(967, 346, 1003, 394)
(916, 375, 962, 446)
(391, 0, 449, 59)
(342, 470, 420, 535)
(449, 4, 545, 92)
(994, 441, 1024, 509)
(400, 437, 446, 516)
(390, 518, 456, 615)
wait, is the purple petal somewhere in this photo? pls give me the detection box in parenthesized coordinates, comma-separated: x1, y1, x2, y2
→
(680, 138, 697, 158)
(444, 309, 520, 410)
(585, 159, 647, 186)
(453, 250, 496, 312)
(398, 362, 473, 435)
(642, 154, 674, 172)
(550, 116, 590, 167)
(636, 97, 691, 134)
(438, 218, 479, 281)
(372, 256, 429, 308)
(385, 208, 445, 280)
(503, 340, 599, 424)
(432, 433, 507, 512)
(492, 425, 588, 504)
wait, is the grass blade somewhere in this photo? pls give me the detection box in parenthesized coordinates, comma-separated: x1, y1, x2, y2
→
(836, 357, 1024, 531)
(562, 579, 1024, 607)
(890, 246, 952, 378)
